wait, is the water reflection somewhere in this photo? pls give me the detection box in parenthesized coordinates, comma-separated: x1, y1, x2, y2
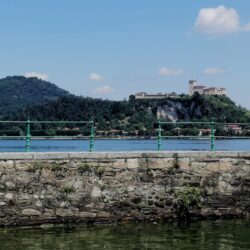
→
(0, 220, 250, 250)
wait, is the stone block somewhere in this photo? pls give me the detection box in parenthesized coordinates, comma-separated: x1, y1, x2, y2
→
(0, 160, 14, 170)
(4, 193, 14, 202)
(238, 152, 250, 158)
(55, 208, 79, 217)
(33, 153, 69, 160)
(147, 158, 174, 170)
(127, 186, 135, 192)
(36, 200, 43, 207)
(91, 187, 102, 198)
(220, 158, 239, 164)
(172, 151, 195, 158)
(22, 209, 42, 216)
(106, 152, 143, 159)
(142, 152, 175, 158)
(5, 181, 16, 190)
(178, 158, 190, 170)
(79, 212, 96, 218)
(206, 162, 220, 172)
(97, 211, 111, 218)
(41, 168, 53, 179)
(15, 162, 33, 171)
(127, 159, 139, 169)
(43, 209, 54, 217)
(207, 151, 239, 158)
(69, 152, 107, 159)
(219, 162, 233, 172)
(189, 162, 207, 172)
(0, 153, 33, 160)
(112, 159, 126, 168)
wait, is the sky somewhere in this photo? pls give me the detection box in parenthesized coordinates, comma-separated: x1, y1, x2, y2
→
(0, 0, 250, 108)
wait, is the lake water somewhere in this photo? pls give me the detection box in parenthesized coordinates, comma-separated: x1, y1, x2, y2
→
(0, 220, 249, 250)
(0, 139, 249, 152)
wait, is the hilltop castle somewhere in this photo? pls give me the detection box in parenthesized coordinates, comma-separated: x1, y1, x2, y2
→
(134, 80, 226, 99)
(189, 80, 226, 96)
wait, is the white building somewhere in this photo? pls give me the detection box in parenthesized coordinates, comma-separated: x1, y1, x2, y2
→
(189, 80, 226, 96)
(134, 92, 178, 99)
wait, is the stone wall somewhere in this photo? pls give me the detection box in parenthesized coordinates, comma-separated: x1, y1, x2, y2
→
(0, 151, 250, 226)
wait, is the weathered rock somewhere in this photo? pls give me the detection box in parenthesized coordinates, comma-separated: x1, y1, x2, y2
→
(22, 209, 42, 216)
(5, 181, 16, 190)
(91, 187, 102, 198)
(79, 212, 96, 218)
(4, 193, 14, 202)
(127, 159, 139, 169)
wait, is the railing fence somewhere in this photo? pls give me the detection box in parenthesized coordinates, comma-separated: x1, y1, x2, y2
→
(0, 120, 94, 152)
(0, 120, 249, 152)
(157, 121, 250, 151)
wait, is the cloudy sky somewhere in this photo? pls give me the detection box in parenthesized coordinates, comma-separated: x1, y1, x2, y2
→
(1, 0, 250, 108)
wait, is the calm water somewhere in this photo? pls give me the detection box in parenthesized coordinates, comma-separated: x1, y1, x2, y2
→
(0, 220, 250, 250)
(0, 139, 249, 152)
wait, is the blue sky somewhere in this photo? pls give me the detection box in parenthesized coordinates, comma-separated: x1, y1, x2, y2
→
(1, 0, 250, 108)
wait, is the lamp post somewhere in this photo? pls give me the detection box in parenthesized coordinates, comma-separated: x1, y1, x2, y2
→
(157, 121, 162, 151)
(89, 121, 94, 152)
(210, 121, 215, 151)
(25, 118, 31, 152)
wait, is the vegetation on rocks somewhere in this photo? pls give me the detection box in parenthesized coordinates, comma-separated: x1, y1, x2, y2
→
(173, 187, 203, 222)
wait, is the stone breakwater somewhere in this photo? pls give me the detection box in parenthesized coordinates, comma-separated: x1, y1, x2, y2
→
(0, 151, 250, 226)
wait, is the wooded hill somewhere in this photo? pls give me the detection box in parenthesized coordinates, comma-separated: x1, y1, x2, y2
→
(1, 76, 250, 135)
(0, 76, 69, 118)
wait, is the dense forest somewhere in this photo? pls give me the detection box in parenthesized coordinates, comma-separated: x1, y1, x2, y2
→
(0, 76, 69, 117)
(1, 76, 250, 136)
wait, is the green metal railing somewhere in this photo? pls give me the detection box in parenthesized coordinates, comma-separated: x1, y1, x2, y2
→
(25, 119, 31, 152)
(0, 120, 95, 152)
(89, 120, 94, 152)
(156, 121, 250, 151)
(0, 119, 249, 152)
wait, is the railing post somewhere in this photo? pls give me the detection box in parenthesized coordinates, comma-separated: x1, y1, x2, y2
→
(210, 121, 215, 151)
(157, 121, 162, 151)
(25, 119, 31, 152)
(89, 121, 94, 152)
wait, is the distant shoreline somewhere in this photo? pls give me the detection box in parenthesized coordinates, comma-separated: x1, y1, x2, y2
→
(0, 136, 249, 140)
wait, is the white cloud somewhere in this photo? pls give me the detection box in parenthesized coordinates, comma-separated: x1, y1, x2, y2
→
(88, 72, 104, 81)
(94, 85, 115, 95)
(158, 67, 183, 76)
(204, 67, 225, 75)
(194, 5, 250, 35)
(243, 23, 250, 31)
(24, 72, 49, 81)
